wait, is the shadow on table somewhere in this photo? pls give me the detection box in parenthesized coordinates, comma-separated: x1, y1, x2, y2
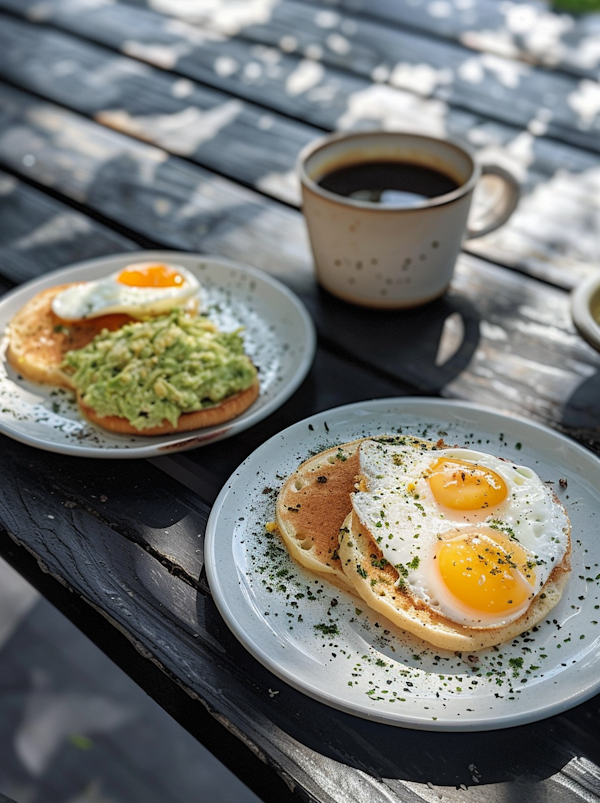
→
(561, 370, 600, 449)
(302, 286, 481, 394)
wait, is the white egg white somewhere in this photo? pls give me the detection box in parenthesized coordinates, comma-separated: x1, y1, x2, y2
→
(51, 264, 200, 321)
(351, 438, 570, 628)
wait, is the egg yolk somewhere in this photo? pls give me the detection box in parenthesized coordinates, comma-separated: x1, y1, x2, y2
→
(427, 458, 507, 510)
(435, 532, 534, 617)
(117, 264, 185, 288)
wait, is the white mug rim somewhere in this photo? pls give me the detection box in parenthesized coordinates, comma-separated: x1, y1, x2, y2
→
(297, 130, 480, 212)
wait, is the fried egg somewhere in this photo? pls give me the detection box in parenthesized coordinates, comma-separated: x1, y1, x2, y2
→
(351, 438, 570, 629)
(51, 262, 200, 321)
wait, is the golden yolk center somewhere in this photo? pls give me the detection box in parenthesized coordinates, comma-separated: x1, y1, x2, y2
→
(427, 458, 507, 510)
(435, 533, 534, 616)
(117, 264, 184, 288)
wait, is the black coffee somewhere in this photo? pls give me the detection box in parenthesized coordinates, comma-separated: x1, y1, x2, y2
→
(317, 160, 459, 206)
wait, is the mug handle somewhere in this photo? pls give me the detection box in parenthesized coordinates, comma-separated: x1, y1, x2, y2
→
(465, 164, 520, 240)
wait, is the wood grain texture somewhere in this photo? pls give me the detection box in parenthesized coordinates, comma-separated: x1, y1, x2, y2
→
(46, 0, 600, 151)
(117, 0, 600, 82)
(0, 84, 314, 291)
(0, 13, 599, 289)
(304, 254, 600, 458)
(0, 170, 137, 282)
(0, 15, 315, 206)
(295, 0, 600, 80)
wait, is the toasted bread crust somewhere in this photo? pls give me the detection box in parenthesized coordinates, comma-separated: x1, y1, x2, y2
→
(6, 284, 132, 388)
(77, 378, 260, 435)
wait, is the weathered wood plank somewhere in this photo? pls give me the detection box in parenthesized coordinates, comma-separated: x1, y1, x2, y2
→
(182, 0, 600, 149)
(25, 0, 597, 152)
(0, 15, 315, 206)
(0, 2, 386, 134)
(0, 84, 315, 291)
(295, 0, 600, 81)
(1, 13, 599, 290)
(266, 250, 600, 459)
(441, 254, 600, 451)
(0, 171, 137, 283)
(41, 447, 211, 586)
(1, 433, 599, 803)
(118, 0, 600, 81)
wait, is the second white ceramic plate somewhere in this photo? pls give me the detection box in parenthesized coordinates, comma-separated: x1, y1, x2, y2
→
(0, 251, 315, 457)
(206, 398, 600, 731)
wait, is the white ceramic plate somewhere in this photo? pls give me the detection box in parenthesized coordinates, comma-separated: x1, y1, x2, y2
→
(0, 251, 315, 458)
(205, 398, 600, 731)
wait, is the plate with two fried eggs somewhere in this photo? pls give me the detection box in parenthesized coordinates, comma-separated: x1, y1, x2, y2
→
(0, 251, 315, 457)
(205, 398, 600, 730)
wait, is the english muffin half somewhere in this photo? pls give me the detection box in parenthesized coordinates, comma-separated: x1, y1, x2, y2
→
(275, 440, 364, 593)
(5, 284, 132, 388)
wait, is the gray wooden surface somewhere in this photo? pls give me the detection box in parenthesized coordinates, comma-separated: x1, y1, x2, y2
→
(0, 559, 263, 803)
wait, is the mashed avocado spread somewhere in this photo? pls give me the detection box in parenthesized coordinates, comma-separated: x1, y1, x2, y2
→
(63, 310, 257, 430)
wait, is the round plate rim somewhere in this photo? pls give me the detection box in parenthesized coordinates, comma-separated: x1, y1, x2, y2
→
(205, 396, 600, 731)
(0, 251, 316, 458)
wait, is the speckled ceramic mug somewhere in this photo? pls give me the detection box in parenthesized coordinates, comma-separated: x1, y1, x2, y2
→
(298, 131, 519, 308)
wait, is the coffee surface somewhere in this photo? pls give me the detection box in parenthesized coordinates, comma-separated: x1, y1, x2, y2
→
(317, 160, 459, 206)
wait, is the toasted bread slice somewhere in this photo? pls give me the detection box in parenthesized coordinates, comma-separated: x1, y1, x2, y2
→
(275, 440, 364, 593)
(5, 284, 132, 388)
(77, 378, 260, 436)
(338, 509, 571, 651)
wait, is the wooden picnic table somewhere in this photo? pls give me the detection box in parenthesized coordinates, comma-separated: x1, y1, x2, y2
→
(1, 0, 600, 800)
